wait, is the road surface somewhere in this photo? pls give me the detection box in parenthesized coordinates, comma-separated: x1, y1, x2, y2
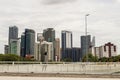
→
(0, 77, 119, 80)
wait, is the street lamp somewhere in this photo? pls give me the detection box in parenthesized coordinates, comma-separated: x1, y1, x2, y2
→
(85, 14, 90, 62)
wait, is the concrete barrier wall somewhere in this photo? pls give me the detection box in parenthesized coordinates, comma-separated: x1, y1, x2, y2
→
(0, 62, 120, 74)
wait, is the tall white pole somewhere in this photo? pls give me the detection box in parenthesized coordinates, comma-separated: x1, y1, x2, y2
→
(85, 14, 89, 62)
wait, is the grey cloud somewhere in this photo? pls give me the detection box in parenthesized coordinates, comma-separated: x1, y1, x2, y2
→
(41, 0, 77, 5)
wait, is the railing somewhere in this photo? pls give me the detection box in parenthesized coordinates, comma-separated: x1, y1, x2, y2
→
(0, 62, 119, 74)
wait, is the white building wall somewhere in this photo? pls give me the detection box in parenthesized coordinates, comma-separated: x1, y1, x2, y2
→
(34, 43, 41, 61)
(102, 46, 109, 58)
(66, 32, 72, 48)
(41, 41, 53, 61)
(47, 43, 53, 61)
(95, 47, 100, 58)
(111, 46, 117, 57)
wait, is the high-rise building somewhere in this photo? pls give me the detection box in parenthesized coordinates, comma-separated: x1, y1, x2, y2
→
(9, 26, 18, 53)
(91, 36, 95, 47)
(4, 45, 9, 54)
(81, 35, 91, 60)
(43, 28, 55, 60)
(72, 48, 81, 62)
(10, 38, 20, 56)
(41, 41, 54, 62)
(62, 30, 72, 49)
(20, 29, 35, 57)
(61, 30, 72, 59)
(43, 28, 55, 42)
(20, 33, 25, 57)
(25, 29, 35, 57)
(34, 33, 44, 61)
(64, 48, 72, 60)
(91, 36, 96, 56)
(9, 26, 18, 43)
(55, 38, 60, 61)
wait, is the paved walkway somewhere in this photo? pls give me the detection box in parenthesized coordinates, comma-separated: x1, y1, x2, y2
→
(0, 76, 120, 80)
(0, 73, 120, 78)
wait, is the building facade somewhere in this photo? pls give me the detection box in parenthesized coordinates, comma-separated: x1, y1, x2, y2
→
(4, 45, 9, 54)
(9, 26, 18, 53)
(72, 48, 81, 62)
(81, 35, 91, 60)
(101, 42, 117, 57)
(43, 28, 55, 60)
(94, 42, 117, 58)
(43, 28, 55, 42)
(10, 39, 20, 56)
(61, 30, 72, 59)
(41, 41, 53, 62)
(21, 29, 35, 58)
(55, 38, 60, 61)
(9, 26, 18, 44)
(34, 43, 41, 61)
(62, 30, 72, 49)
(35, 33, 44, 61)
(25, 29, 35, 57)
(20, 33, 25, 57)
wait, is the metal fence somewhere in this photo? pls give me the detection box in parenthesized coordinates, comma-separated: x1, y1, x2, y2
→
(0, 62, 120, 74)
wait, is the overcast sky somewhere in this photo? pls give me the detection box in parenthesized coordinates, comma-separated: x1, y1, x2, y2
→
(0, 0, 120, 54)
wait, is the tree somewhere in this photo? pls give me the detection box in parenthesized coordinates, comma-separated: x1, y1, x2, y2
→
(82, 53, 98, 62)
(62, 58, 72, 62)
(2, 54, 20, 61)
(0, 54, 4, 61)
(99, 57, 108, 62)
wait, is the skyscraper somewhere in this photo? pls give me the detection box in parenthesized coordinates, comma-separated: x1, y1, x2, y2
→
(62, 30, 72, 49)
(21, 29, 35, 57)
(43, 28, 55, 60)
(20, 33, 25, 57)
(61, 30, 72, 59)
(72, 48, 81, 62)
(91, 36, 96, 56)
(25, 29, 35, 57)
(91, 36, 95, 47)
(43, 28, 55, 42)
(9, 26, 18, 53)
(81, 35, 91, 60)
(34, 33, 44, 61)
(9, 26, 18, 45)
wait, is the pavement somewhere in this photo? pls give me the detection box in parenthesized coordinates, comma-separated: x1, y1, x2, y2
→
(0, 73, 120, 78)
(0, 76, 120, 80)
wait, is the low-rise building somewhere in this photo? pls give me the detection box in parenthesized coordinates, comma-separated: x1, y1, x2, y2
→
(94, 42, 117, 58)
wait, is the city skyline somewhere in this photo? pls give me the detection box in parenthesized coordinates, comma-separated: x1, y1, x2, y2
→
(0, 0, 120, 53)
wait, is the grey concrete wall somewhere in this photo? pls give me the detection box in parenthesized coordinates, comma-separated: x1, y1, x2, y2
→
(0, 62, 120, 74)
